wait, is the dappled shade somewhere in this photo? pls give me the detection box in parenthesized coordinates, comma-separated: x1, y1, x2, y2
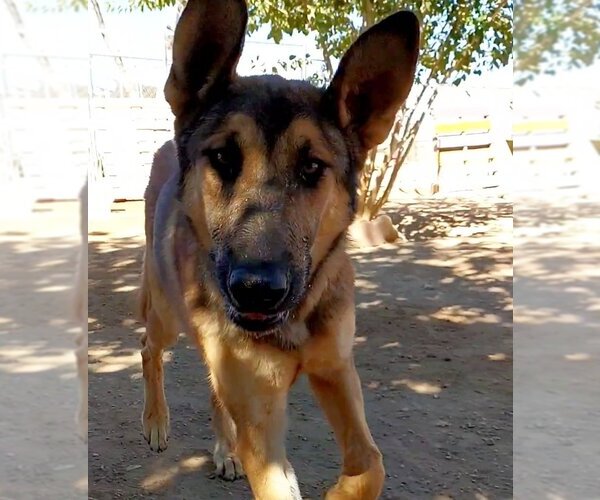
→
(89, 199, 511, 498)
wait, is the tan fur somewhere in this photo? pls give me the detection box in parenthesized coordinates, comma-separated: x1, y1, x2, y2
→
(139, 138, 383, 498)
(138, 140, 178, 324)
(138, 3, 419, 498)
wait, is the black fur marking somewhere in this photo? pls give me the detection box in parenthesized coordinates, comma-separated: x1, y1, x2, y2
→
(204, 135, 243, 184)
(219, 76, 322, 153)
(253, 230, 346, 351)
(175, 75, 362, 214)
(239, 203, 268, 224)
(341, 133, 361, 213)
(309, 230, 346, 286)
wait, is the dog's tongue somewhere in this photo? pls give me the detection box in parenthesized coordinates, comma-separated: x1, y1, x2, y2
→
(243, 312, 268, 321)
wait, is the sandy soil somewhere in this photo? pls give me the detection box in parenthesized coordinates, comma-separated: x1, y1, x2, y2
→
(0, 202, 87, 500)
(88, 197, 512, 499)
(513, 196, 600, 499)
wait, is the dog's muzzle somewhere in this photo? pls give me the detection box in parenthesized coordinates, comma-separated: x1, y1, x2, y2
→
(226, 262, 291, 332)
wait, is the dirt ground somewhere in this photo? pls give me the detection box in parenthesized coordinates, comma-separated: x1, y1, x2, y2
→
(513, 195, 600, 499)
(0, 202, 87, 500)
(88, 197, 512, 500)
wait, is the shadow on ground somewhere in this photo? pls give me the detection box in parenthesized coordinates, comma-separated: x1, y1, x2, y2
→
(514, 198, 600, 499)
(384, 198, 512, 241)
(0, 206, 87, 500)
(88, 200, 512, 500)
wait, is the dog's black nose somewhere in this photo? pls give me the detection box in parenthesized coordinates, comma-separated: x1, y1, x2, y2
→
(228, 264, 289, 312)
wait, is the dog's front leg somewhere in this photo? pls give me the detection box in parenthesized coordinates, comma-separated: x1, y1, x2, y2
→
(204, 338, 302, 500)
(307, 357, 384, 500)
(140, 309, 176, 452)
(307, 358, 384, 500)
(303, 310, 384, 500)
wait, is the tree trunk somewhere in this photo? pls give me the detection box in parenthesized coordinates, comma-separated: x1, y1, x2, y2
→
(361, 0, 375, 30)
(358, 82, 441, 220)
(321, 45, 334, 80)
(3, 0, 52, 72)
(90, 0, 130, 87)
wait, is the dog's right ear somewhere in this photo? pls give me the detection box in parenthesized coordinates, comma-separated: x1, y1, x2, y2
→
(164, 0, 248, 121)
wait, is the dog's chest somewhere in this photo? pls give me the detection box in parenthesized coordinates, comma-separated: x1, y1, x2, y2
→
(192, 306, 310, 351)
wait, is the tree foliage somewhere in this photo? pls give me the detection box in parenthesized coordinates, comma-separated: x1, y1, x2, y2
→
(514, 0, 600, 83)
(33, 0, 600, 82)
(24, 0, 600, 216)
(111, 0, 513, 86)
(31, 0, 517, 216)
(248, 0, 513, 87)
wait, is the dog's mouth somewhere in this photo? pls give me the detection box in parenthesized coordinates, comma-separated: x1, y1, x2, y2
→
(214, 257, 308, 335)
(228, 307, 289, 334)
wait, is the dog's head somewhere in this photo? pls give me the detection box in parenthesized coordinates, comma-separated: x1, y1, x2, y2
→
(161, 0, 419, 334)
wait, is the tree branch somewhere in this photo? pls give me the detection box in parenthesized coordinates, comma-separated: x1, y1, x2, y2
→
(361, 0, 375, 30)
(321, 45, 334, 78)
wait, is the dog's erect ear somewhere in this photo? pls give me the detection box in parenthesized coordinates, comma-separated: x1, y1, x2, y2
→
(165, 0, 248, 119)
(325, 11, 420, 151)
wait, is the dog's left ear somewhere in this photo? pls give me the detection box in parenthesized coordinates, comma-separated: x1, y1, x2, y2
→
(325, 11, 420, 151)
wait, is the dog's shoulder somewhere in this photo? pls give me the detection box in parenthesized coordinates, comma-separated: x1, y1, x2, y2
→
(145, 140, 179, 241)
(147, 140, 178, 199)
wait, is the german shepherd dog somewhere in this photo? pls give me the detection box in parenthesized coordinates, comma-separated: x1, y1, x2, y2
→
(138, 1, 419, 498)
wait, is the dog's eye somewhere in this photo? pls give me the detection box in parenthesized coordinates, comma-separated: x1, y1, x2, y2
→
(299, 159, 326, 187)
(205, 142, 241, 183)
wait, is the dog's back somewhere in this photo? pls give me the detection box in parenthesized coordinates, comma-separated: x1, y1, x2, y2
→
(138, 140, 178, 323)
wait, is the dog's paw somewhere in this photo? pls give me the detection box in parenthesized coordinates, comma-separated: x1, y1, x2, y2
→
(212, 441, 244, 481)
(213, 454, 244, 481)
(142, 411, 169, 452)
(285, 461, 302, 500)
